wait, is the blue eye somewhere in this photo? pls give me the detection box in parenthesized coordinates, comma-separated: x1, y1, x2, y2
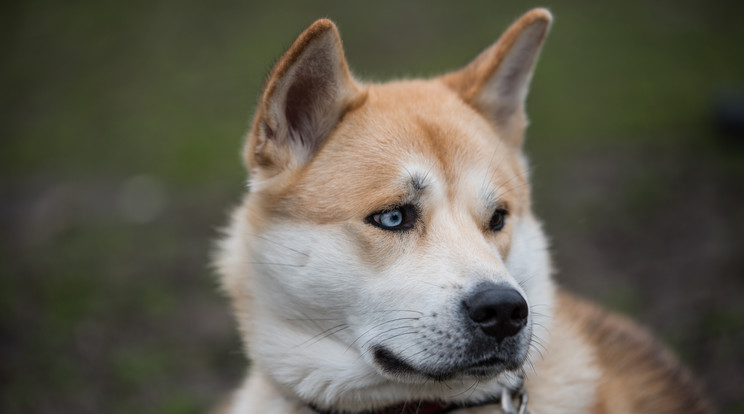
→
(367, 204, 417, 231)
(380, 210, 403, 227)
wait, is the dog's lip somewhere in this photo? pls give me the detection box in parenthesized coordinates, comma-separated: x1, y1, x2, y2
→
(465, 354, 506, 369)
(372, 345, 510, 380)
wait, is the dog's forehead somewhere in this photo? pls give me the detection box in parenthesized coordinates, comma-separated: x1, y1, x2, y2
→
(338, 81, 512, 177)
(282, 80, 525, 221)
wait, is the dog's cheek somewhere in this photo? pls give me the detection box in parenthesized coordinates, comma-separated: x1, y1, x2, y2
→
(504, 215, 555, 333)
(486, 223, 515, 261)
(249, 226, 359, 313)
(342, 222, 418, 273)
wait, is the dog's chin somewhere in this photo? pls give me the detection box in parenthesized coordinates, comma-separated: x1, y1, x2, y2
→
(372, 345, 524, 382)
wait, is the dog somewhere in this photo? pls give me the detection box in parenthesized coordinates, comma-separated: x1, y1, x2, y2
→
(215, 9, 712, 414)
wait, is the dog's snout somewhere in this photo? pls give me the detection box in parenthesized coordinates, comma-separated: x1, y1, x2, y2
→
(463, 285, 528, 342)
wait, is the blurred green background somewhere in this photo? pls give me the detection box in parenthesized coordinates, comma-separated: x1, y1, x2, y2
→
(2, 0, 743, 413)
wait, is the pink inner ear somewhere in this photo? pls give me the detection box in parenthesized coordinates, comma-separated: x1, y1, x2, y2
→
(261, 120, 275, 140)
(285, 75, 316, 146)
(283, 52, 334, 148)
(490, 20, 549, 103)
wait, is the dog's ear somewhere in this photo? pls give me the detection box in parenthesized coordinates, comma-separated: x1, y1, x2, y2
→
(442, 9, 551, 148)
(246, 19, 361, 177)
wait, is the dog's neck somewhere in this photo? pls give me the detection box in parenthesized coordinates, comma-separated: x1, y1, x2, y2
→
(307, 385, 528, 414)
(309, 400, 458, 414)
(231, 359, 531, 414)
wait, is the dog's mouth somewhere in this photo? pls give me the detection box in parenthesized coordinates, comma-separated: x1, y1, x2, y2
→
(372, 345, 519, 381)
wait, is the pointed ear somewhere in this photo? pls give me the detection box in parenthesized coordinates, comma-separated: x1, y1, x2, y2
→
(442, 9, 552, 148)
(246, 19, 361, 177)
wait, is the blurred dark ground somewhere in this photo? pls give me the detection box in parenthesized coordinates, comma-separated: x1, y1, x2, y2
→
(2, 0, 743, 413)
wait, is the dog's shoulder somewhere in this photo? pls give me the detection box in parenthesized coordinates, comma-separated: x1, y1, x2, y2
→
(555, 291, 713, 414)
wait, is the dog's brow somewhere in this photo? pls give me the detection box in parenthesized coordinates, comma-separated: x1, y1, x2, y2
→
(480, 189, 498, 211)
(410, 175, 428, 192)
(401, 165, 432, 198)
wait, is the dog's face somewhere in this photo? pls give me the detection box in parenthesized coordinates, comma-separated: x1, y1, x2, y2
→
(218, 9, 555, 411)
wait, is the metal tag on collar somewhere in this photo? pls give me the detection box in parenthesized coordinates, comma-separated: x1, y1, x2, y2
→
(500, 388, 529, 414)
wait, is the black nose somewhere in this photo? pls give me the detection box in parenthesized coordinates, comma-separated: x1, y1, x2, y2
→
(463, 285, 528, 342)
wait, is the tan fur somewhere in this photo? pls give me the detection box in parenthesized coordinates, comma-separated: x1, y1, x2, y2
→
(556, 292, 713, 414)
(216, 9, 712, 414)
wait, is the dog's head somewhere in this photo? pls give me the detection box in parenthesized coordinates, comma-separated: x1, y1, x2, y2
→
(218, 9, 554, 411)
